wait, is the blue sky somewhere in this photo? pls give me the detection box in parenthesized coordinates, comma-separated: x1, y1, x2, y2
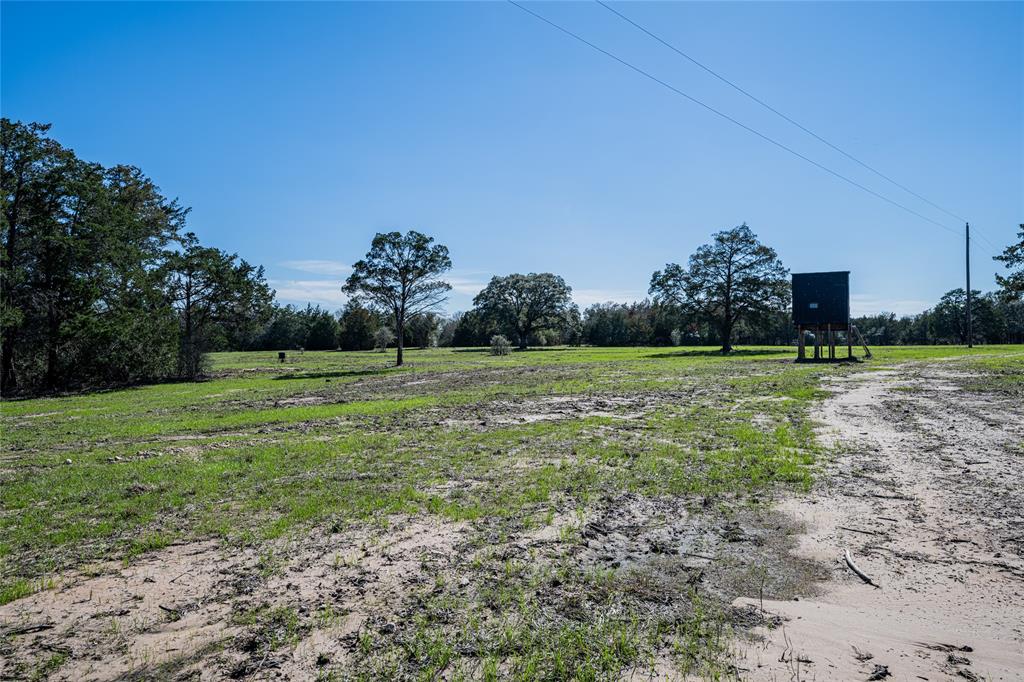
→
(3, 1, 1021, 316)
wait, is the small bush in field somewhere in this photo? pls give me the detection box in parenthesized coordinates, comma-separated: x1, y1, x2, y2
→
(374, 328, 395, 352)
(490, 335, 511, 356)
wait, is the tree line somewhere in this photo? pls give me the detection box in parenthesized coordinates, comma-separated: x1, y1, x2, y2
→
(4, 120, 1023, 391)
(2, 120, 273, 393)
(853, 289, 1024, 346)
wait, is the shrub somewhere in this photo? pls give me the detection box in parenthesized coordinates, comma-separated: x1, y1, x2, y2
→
(374, 327, 395, 352)
(490, 335, 511, 356)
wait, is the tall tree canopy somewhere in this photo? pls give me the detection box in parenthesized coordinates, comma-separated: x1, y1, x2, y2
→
(407, 312, 442, 349)
(2, 120, 189, 390)
(164, 233, 274, 378)
(1, 119, 274, 392)
(337, 301, 383, 351)
(343, 230, 451, 366)
(472, 273, 574, 349)
(930, 288, 1002, 345)
(994, 224, 1024, 301)
(650, 223, 789, 353)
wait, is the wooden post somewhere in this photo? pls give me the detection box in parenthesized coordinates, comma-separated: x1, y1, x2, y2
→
(797, 325, 805, 361)
(828, 325, 834, 360)
(813, 326, 821, 360)
(847, 325, 853, 359)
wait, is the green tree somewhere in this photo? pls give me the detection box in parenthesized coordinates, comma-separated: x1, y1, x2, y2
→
(451, 309, 497, 347)
(343, 231, 451, 366)
(2, 120, 187, 391)
(649, 223, 789, 353)
(472, 273, 573, 350)
(930, 288, 998, 344)
(2, 120, 67, 390)
(994, 224, 1024, 301)
(165, 233, 274, 378)
(338, 301, 381, 351)
(260, 305, 304, 350)
(69, 164, 185, 384)
(302, 305, 339, 350)
(407, 312, 442, 349)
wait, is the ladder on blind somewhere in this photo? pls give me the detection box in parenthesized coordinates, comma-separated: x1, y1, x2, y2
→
(850, 325, 873, 359)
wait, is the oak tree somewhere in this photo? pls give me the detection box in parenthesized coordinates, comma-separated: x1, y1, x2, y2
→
(650, 224, 788, 353)
(473, 273, 573, 350)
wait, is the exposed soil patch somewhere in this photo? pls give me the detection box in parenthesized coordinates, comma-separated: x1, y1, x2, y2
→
(1, 492, 816, 680)
(438, 393, 671, 429)
(0, 519, 469, 680)
(736, 361, 1024, 681)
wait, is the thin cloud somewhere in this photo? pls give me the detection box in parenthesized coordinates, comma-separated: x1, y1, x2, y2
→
(850, 294, 930, 317)
(270, 279, 348, 308)
(279, 259, 352, 276)
(573, 288, 647, 307)
(447, 277, 487, 297)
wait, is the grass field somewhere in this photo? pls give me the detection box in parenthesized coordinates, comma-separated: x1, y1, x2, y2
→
(2, 344, 1022, 679)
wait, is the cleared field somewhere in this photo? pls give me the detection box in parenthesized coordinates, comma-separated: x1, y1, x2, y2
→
(1, 345, 1022, 680)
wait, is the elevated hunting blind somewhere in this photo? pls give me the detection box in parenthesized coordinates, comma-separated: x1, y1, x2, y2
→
(792, 271, 868, 361)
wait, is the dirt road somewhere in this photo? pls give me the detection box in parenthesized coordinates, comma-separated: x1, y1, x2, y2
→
(737, 361, 1024, 681)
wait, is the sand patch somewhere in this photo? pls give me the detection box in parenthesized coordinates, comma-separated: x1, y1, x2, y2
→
(736, 363, 1024, 681)
(0, 517, 469, 680)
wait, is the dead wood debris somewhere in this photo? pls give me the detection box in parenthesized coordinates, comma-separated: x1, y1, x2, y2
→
(852, 645, 874, 661)
(914, 641, 973, 653)
(1, 622, 54, 637)
(844, 549, 880, 588)
(867, 663, 891, 680)
(839, 525, 884, 536)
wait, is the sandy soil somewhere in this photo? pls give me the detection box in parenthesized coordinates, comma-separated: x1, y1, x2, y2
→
(4, 360, 1021, 680)
(0, 519, 469, 680)
(736, 363, 1024, 681)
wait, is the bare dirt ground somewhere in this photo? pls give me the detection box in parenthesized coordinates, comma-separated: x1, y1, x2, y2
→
(736, 362, 1024, 681)
(3, 357, 1021, 680)
(0, 518, 471, 680)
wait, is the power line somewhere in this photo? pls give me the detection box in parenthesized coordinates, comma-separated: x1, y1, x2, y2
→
(507, 0, 963, 238)
(968, 225, 1002, 253)
(969, 235, 1002, 263)
(595, 0, 972, 229)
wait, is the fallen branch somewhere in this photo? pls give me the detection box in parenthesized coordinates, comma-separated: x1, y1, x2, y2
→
(681, 551, 715, 561)
(169, 570, 192, 584)
(844, 549, 880, 588)
(1, 622, 55, 637)
(839, 526, 883, 536)
(869, 493, 913, 501)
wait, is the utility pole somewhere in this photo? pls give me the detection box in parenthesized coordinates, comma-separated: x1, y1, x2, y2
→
(966, 222, 972, 349)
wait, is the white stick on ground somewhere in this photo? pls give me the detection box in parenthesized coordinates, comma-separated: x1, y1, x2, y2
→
(845, 548, 880, 588)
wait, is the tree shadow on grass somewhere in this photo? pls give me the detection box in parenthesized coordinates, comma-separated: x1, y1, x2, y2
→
(451, 346, 588, 354)
(646, 348, 794, 359)
(272, 368, 394, 381)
